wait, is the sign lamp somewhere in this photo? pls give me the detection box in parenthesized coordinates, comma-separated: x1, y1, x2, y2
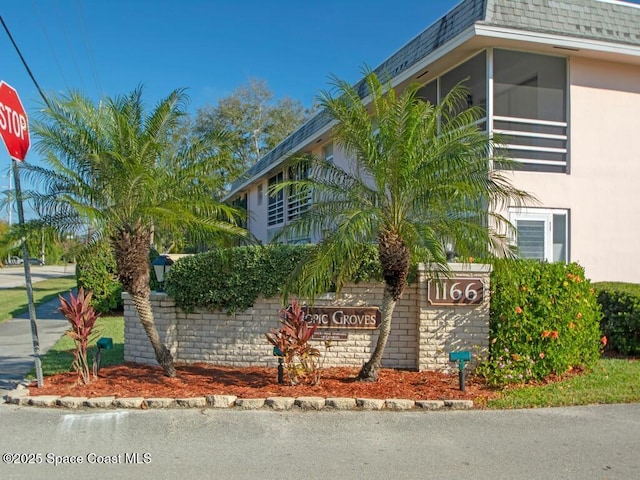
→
(152, 254, 174, 290)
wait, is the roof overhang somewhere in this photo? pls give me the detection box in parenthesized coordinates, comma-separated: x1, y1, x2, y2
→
(474, 24, 640, 65)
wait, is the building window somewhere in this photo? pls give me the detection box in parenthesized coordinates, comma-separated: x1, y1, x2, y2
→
(493, 49, 567, 173)
(286, 236, 310, 245)
(323, 142, 334, 163)
(230, 194, 247, 228)
(257, 183, 263, 206)
(417, 51, 486, 120)
(509, 208, 568, 262)
(287, 161, 311, 221)
(268, 172, 284, 227)
(267, 227, 281, 243)
(440, 50, 487, 116)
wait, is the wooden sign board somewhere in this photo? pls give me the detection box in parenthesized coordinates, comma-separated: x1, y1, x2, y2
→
(312, 331, 349, 341)
(304, 306, 380, 329)
(427, 278, 484, 306)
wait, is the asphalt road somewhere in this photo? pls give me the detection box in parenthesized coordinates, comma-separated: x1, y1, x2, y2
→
(0, 403, 639, 480)
(0, 264, 75, 289)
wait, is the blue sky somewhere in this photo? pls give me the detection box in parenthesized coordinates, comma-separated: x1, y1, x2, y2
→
(1, 0, 461, 120)
(0, 0, 460, 219)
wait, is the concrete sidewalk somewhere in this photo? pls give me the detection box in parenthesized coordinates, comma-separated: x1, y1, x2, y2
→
(0, 284, 74, 399)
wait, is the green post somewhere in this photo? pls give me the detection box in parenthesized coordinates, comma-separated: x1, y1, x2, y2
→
(449, 351, 471, 392)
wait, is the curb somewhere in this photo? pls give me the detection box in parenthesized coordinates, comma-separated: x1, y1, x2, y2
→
(4, 388, 474, 411)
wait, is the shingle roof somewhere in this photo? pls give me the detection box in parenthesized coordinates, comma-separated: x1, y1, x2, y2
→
(229, 0, 640, 194)
(357, 0, 487, 97)
(484, 0, 640, 47)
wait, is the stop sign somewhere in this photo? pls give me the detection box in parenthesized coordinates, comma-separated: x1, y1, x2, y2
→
(0, 81, 30, 161)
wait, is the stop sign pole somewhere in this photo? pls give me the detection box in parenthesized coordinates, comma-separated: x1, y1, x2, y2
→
(0, 80, 43, 387)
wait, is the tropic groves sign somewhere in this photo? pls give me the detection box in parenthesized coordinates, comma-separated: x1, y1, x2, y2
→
(304, 306, 381, 329)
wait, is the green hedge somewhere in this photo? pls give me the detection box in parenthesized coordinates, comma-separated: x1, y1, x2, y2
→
(478, 260, 602, 385)
(594, 282, 640, 355)
(165, 244, 382, 313)
(76, 240, 123, 314)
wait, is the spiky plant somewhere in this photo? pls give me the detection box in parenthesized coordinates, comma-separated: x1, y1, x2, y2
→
(266, 299, 321, 385)
(59, 288, 101, 384)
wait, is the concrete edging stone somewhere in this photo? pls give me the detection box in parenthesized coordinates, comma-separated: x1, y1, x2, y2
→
(4, 388, 473, 411)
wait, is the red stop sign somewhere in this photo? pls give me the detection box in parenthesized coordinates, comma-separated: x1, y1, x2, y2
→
(0, 81, 30, 162)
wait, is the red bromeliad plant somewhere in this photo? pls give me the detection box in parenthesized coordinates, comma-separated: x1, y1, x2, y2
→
(265, 299, 321, 385)
(59, 288, 101, 384)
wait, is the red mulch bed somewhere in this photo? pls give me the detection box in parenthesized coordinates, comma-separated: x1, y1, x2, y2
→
(29, 363, 499, 403)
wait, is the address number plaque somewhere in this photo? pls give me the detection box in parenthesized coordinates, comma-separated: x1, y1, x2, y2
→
(427, 278, 484, 306)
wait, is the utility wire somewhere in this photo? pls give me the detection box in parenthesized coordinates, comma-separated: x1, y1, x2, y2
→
(74, 0, 103, 96)
(32, 0, 72, 94)
(53, 1, 86, 94)
(0, 14, 51, 108)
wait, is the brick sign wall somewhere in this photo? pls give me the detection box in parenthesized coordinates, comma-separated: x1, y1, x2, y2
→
(124, 263, 491, 373)
(125, 284, 418, 370)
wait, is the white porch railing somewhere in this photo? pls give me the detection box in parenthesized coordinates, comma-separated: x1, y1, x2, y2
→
(493, 115, 567, 169)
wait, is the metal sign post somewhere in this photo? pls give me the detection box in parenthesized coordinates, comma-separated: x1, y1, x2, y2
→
(12, 159, 43, 387)
(0, 80, 43, 387)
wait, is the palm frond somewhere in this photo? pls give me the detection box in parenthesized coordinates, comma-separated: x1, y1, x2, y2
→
(26, 86, 248, 253)
(277, 71, 534, 299)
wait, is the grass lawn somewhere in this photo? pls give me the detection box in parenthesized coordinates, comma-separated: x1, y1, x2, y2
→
(0, 276, 77, 324)
(26, 315, 124, 379)
(486, 358, 640, 409)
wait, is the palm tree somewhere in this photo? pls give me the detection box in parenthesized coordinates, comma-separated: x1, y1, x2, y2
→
(277, 70, 532, 381)
(24, 87, 247, 377)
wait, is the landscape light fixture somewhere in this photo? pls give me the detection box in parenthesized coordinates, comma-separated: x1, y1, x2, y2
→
(273, 346, 285, 384)
(93, 337, 113, 376)
(445, 241, 455, 262)
(449, 350, 472, 391)
(152, 254, 174, 291)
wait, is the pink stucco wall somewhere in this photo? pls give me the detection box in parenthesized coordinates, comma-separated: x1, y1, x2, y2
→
(506, 56, 640, 283)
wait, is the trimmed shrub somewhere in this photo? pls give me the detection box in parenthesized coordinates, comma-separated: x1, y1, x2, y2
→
(166, 244, 312, 313)
(478, 260, 602, 385)
(76, 241, 123, 314)
(594, 282, 640, 355)
(165, 244, 383, 313)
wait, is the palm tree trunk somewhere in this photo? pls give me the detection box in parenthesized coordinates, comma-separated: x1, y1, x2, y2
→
(358, 230, 409, 382)
(111, 226, 176, 377)
(130, 291, 177, 377)
(357, 287, 396, 382)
